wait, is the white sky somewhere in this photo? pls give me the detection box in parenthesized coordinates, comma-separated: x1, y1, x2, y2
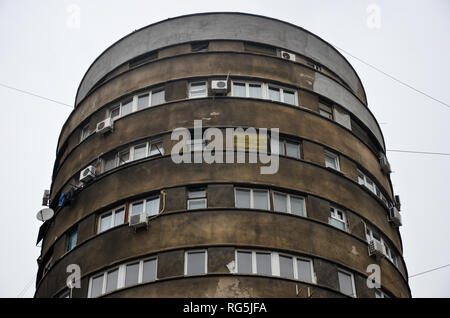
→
(0, 0, 448, 298)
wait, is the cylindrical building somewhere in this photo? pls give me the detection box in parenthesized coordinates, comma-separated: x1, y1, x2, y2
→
(35, 12, 410, 298)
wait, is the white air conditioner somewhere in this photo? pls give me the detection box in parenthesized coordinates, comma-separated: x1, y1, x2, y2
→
(379, 154, 391, 174)
(79, 166, 96, 183)
(281, 51, 296, 61)
(129, 212, 148, 229)
(211, 80, 228, 94)
(368, 239, 384, 257)
(388, 206, 402, 227)
(96, 118, 113, 134)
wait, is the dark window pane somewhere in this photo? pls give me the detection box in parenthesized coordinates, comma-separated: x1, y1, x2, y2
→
(142, 259, 157, 283)
(125, 263, 139, 287)
(105, 269, 118, 293)
(279, 255, 294, 278)
(91, 275, 103, 298)
(256, 253, 271, 275)
(237, 251, 252, 274)
(187, 251, 206, 275)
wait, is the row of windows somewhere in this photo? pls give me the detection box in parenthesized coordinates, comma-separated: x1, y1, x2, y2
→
(86, 249, 377, 298)
(62, 186, 400, 272)
(102, 140, 164, 173)
(79, 88, 166, 142)
(358, 169, 388, 206)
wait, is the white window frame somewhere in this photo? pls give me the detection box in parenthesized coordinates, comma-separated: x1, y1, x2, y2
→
(97, 205, 126, 233)
(187, 189, 207, 210)
(184, 250, 208, 276)
(129, 195, 161, 221)
(230, 80, 298, 106)
(272, 192, 307, 217)
(337, 269, 356, 297)
(329, 206, 348, 231)
(276, 138, 301, 159)
(234, 250, 316, 284)
(88, 257, 158, 298)
(324, 150, 340, 171)
(234, 188, 270, 210)
(375, 289, 388, 298)
(189, 81, 208, 98)
(357, 169, 376, 194)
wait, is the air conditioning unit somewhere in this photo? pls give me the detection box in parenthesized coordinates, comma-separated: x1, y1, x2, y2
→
(281, 51, 296, 61)
(79, 166, 96, 183)
(368, 239, 384, 257)
(42, 190, 50, 206)
(129, 212, 148, 229)
(379, 154, 391, 174)
(211, 80, 228, 94)
(394, 195, 401, 210)
(96, 118, 113, 134)
(388, 206, 402, 227)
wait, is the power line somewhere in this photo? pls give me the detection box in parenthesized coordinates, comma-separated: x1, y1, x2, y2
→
(333, 45, 450, 108)
(16, 276, 35, 298)
(409, 264, 450, 279)
(0, 82, 73, 109)
(387, 149, 450, 156)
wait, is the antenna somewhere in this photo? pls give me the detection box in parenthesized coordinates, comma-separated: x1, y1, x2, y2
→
(36, 208, 54, 222)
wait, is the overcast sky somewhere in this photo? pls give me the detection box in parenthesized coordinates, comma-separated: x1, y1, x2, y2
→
(0, 0, 448, 298)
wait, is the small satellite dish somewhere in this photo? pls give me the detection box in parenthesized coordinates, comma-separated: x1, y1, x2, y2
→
(36, 208, 54, 222)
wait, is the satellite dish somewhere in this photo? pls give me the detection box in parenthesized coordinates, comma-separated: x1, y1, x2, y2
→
(36, 208, 54, 222)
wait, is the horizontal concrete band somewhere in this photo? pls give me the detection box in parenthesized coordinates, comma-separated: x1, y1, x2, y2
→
(63, 52, 384, 153)
(44, 157, 402, 257)
(36, 212, 408, 298)
(52, 99, 391, 202)
(75, 13, 365, 107)
(103, 275, 348, 298)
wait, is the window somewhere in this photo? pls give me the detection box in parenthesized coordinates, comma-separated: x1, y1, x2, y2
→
(329, 206, 347, 231)
(110, 106, 120, 120)
(66, 228, 78, 252)
(357, 170, 376, 194)
(279, 255, 294, 279)
(130, 196, 160, 219)
(121, 99, 133, 116)
(125, 262, 139, 287)
(191, 41, 209, 52)
(234, 188, 269, 210)
(151, 89, 165, 106)
(297, 258, 314, 283)
(187, 189, 207, 210)
(185, 250, 207, 275)
(273, 192, 306, 216)
(236, 251, 252, 274)
(189, 81, 207, 98)
(129, 51, 158, 68)
(338, 270, 356, 297)
(137, 93, 149, 110)
(276, 139, 301, 159)
(231, 81, 297, 105)
(366, 225, 399, 267)
(88, 257, 157, 297)
(256, 252, 272, 275)
(98, 206, 125, 233)
(375, 289, 389, 298)
(80, 124, 91, 142)
(244, 42, 277, 55)
(102, 140, 164, 172)
(324, 151, 340, 171)
(319, 103, 333, 119)
(235, 250, 315, 283)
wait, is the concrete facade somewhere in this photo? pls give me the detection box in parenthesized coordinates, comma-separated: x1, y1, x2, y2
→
(35, 13, 409, 298)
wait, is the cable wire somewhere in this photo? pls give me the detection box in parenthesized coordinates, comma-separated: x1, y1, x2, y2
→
(333, 45, 450, 108)
(387, 149, 450, 156)
(0, 82, 73, 109)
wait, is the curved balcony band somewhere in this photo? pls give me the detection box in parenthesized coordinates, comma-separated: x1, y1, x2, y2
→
(75, 13, 366, 107)
(35, 211, 409, 298)
(51, 98, 392, 204)
(58, 51, 385, 154)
